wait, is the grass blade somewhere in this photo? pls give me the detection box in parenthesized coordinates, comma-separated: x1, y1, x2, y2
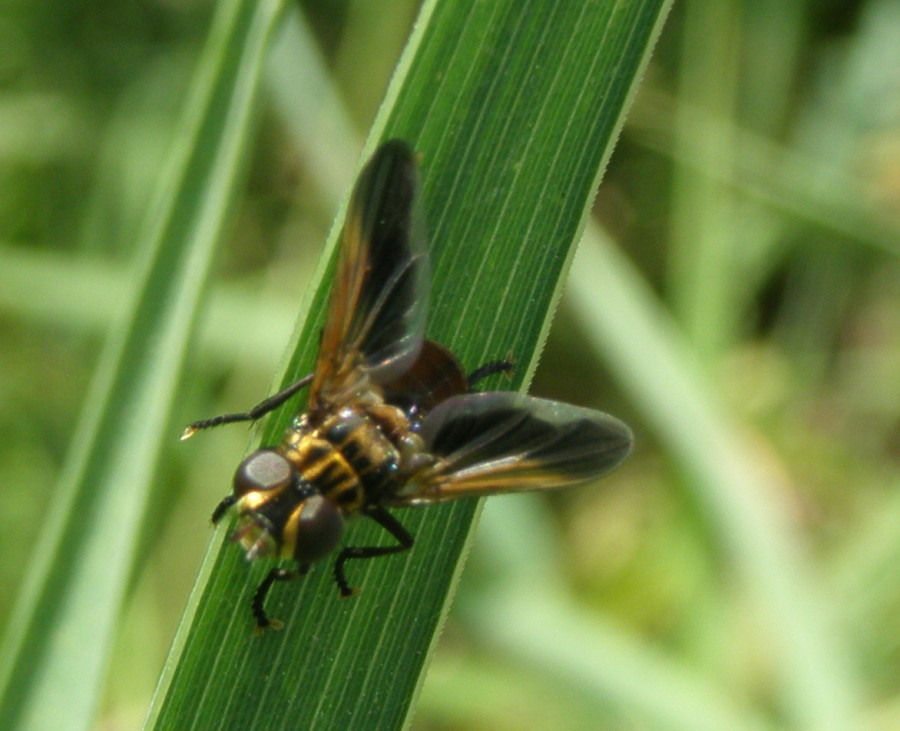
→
(148, 0, 672, 728)
(0, 0, 282, 728)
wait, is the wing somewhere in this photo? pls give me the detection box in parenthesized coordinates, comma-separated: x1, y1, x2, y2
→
(309, 139, 428, 408)
(388, 392, 633, 506)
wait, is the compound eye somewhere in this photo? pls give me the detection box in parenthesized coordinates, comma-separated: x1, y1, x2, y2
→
(291, 495, 344, 563)
(233, 450, 293, 496)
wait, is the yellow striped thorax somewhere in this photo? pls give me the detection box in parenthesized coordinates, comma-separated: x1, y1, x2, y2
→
(281, 405, 405, 512)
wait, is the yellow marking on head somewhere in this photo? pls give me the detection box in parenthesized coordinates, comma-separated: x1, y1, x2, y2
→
(237, 491, 269, 512)
(281, 501, 305, 558)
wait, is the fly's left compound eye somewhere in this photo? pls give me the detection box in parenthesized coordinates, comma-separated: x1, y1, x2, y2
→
(233, 449, 293, 497)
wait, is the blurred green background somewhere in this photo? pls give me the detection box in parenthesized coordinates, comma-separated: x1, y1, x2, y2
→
(2, 0, 899, 728)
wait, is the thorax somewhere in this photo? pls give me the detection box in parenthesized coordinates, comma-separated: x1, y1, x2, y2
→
(278, 402, 425, 512)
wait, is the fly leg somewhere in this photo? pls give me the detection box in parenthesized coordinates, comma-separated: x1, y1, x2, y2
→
(181, 373, 314, 439)
(252, 564, 310, 632)
(211, 494, 237, 524)
(466, 358, 514, 389)
(333, 506, 414, 597)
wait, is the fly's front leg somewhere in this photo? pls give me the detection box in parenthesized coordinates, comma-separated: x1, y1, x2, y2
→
(333, 506, 414, 597)
(252, 564, 310, 632)
(211, 495, 237, 525)
(181, 373, 314, 439)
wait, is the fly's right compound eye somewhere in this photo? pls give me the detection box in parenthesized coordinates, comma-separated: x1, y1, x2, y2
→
(289, 494, 344, 563)
(233, 449, 293, 497)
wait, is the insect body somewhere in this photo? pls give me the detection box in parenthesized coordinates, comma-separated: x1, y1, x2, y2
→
(183, 140, 633, 630)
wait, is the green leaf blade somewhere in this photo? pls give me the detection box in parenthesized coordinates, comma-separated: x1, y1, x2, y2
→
(149, 0, 670, 728)
(0, 0, 282, 728)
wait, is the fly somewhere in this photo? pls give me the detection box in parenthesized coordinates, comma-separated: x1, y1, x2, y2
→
(183, 140, 633, 630)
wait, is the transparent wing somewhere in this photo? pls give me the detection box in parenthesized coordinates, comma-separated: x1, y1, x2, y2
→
(389, 392, 633, 506)
(309, 139, 428, 407)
